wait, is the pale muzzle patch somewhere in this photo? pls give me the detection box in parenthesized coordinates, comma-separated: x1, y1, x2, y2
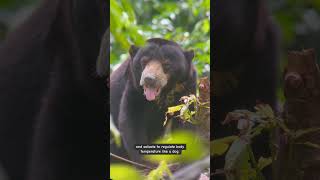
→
(140, 60, 169, 101)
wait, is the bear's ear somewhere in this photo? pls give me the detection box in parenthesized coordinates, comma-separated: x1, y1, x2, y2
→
(129, 45, 140, 59)
(184, 50, 195, 62)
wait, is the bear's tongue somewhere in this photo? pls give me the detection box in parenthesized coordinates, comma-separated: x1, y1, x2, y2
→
(144, 87, 159, 101)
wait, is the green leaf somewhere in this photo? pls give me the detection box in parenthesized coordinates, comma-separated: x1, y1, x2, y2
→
(147, 161, 173, 180)
(257, 157, 272, 171)
(211, 136, 239, 156)
(212, 141, 228, 157)
(225, 138, 251, 180)
(225, 138, 248, 170)
(254, 104, 275, 119)
(180, 106, 191, 121)
(110, 164, 143, 180)
(167, 104, 184, 114)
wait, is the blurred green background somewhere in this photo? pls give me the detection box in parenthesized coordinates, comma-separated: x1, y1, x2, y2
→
(110, 0, 210, 76)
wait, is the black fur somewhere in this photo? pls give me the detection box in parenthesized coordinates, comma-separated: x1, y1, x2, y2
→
(110, 38, 197, 163)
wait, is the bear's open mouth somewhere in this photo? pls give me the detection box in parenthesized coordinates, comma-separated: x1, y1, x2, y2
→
(143, 85, 161, 101)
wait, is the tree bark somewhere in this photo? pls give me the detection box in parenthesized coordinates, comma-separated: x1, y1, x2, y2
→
(278, 48, 320, 180)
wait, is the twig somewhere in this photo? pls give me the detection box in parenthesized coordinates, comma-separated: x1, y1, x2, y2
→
(110, 153, 153, 170)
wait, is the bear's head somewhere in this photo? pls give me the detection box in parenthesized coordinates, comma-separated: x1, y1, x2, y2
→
(129, 38, 194, 101)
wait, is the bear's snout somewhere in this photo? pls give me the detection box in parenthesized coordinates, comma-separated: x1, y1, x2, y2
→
(139, 60, 168, 101)
(140, 73, 162, 101)
(139, 60, 168, 88)
(143, 75, 157, 87)
(139, 73, 161, 88)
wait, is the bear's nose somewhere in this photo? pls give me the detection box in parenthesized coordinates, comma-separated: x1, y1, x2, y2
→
(144, 76, 157, 87)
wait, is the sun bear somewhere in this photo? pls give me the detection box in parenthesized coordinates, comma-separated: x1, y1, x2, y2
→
(213, 0, 280, 179)
(110, 38, 197, 163)
(0, 0, 108, 180)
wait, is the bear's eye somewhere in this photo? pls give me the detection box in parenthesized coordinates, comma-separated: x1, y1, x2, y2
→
(141, 57, 148, 67)
(162, 61, 171, 72)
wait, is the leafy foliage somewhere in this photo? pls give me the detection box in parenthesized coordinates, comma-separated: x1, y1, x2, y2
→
(146, 161, 173, 180)
(144, 130, 207, 163)
(110, 0, 210, 75)
(164, 94, 197, 125)
(110, 164, 143, 180)
(212, 103, 320, 179)
(212, 104, 277, 179)
(211, 136, 238, 157)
